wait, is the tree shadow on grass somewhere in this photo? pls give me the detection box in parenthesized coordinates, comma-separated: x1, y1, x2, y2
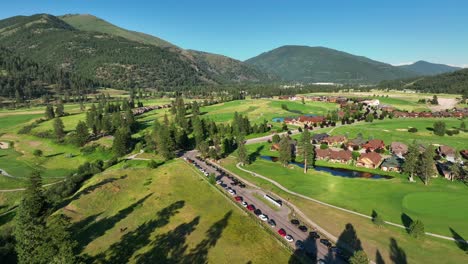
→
(44, 152, 64, 158)
(73, 193, 153, 252)
(449, 227, 468, 254)
(248, 145, 264, 163)
(336, 223, 362, 255)
(181, 210, 232, 264)
(400, 213, 413, 234)
(389, 238, 407, 264)
(132, 210, 232, 264)
(87, 200, 186, 263)
(375, 249, 385, 264)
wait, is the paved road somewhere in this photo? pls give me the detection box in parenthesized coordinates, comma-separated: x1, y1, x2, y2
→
(245, 130, 300, 145)
(183, 150, 345, 263)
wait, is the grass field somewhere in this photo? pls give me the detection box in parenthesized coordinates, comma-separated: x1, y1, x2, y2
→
(59, 159, 293, 263)
(199, 99, 339, 123)
(221, 156, 468, 264)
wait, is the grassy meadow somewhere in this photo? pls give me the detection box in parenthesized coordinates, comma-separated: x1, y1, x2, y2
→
(60, 159, 293, 263)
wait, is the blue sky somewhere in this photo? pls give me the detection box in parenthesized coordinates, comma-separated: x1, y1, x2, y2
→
(1, 0, 467, 67)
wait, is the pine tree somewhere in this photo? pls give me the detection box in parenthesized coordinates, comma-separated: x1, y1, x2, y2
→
(73, 121, 89, 146)
(46, 215, 78, 264)
(279, 135, 292, 167)
(112, 127, 131, 157)
(55, 103, 65, 117)
(403, 142, 419, 182)
(298, 129, 314, 173)
(155, 125, 174, 160)
(349, 250, 369, 264)
(433, 121, 446, 136)
(237, 138, 248, 166)
(14, 171, 48, 264)
(192, 101, 200, 116)
(45, 105, 55, 119)
(409, 219, 425, 239)
(53, 117, 65, 141)
(418, 145, 435, 185)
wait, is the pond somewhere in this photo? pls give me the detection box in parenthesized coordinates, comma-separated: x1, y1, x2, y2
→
(260, 156, 393, 179)
(272, 114, 317, 123)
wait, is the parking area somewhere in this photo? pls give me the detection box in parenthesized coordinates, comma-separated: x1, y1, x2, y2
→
(183, 151, 348, 263)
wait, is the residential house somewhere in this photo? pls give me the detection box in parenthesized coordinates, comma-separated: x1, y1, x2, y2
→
(322, 135, 347, 146)
(438, 145, 456, 162)
(390, 142, 408, 157)
(381, 155, 404, 172)
(270, 143, 280, 151)
(362, 99, 380, 106)
(460, 150, 468, 160)
(380, 105, 395, 112)
(314, 148, 352, 164)
(363, 139, 385, 152)
(357, 152, 383, 169)
(346, 137, 367, 151)
(329, 150, 353, 164)
(312, 133, 329, 144)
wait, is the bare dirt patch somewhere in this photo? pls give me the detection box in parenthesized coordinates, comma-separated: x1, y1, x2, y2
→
(0, 141, 9, 149)
(429, 98, 458, 111)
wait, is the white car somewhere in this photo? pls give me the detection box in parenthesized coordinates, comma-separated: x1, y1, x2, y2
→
(317, 259, 326, 264)
(228, 189, 236, 195)
(241, 202, 248, 207)
(216, 180, 222, 185)
(259, 214, 268, 221)
(285, 235, 294, 242)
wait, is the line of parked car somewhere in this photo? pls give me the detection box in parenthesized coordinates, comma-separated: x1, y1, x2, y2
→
(185, 154, 346, 262)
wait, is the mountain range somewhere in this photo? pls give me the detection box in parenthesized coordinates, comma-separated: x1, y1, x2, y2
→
(0, 13, 463, 91)
(245, 45, 461, 84)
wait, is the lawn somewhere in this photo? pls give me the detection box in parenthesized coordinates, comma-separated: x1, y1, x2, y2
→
(59, 159, 293, 263)
(220, 156, 468, 264)
(199, 99, 339, 124)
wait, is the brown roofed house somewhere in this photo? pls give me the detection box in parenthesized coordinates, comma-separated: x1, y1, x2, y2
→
(346, 137, 367, 151)
(363, 139, 385, 152)
(357, 152, 383, 169)
(315, 148, 331, 160)
(329, 150, 353, 164)
(390, 142, 408, 157)
(270, 143, 280, 151)
(438, 145, 456, 161)
(322, 135, 347, 146)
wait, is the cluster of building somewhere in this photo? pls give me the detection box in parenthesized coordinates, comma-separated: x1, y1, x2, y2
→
(392, 109, 468, 118)
(270, 133, 466, 180)
(131, 104, 171, 116)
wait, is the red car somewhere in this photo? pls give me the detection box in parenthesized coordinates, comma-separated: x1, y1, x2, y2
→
(247, 204, 255, 211)
(234, 196, 243, 202)
(278, 228, 287, 237)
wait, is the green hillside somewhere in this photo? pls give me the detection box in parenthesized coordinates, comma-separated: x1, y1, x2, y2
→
(60, 14, 175, 48)
(380, 68, 468, 94)
(60, 14, 273, 84)
(245, 45, 419, 84)
(0, 14, 206, 89)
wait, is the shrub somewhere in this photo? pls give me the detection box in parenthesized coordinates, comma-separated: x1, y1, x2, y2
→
(320, 144, 328, 150)
(408, 127, 418, 133)
(409, 219, 425, 239)
(33, 149, 43, 157)
(81, 144, 98, 155)
(147, 159, 159, 169)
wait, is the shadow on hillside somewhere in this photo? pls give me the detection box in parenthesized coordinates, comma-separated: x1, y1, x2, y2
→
(136, 210, 232, 264)
(86, 200, 186, 263)
(449, 227, 468, 253)
(375, 249, 385, 264)
(73, 193, 153, 252)
(400, 213, 413, 233)
(249, 145, 264, 163)
(0, 209, 15, 227)
(288, 232, 318, 263)
(389, 238, 407, 264)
